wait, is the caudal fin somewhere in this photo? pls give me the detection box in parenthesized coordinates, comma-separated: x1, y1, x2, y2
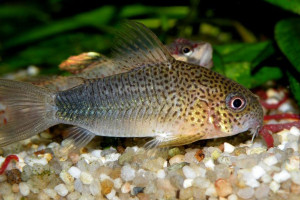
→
(0, 79, 57, 146)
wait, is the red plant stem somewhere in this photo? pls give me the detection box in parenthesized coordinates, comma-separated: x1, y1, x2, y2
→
(0, 155, 19, 175)
(259, 121, 300, 148)
(255, 90, 268, 100)
(259, 129, 274, 148)
(260, 95, 288, 109)
(264, 114, 300, 121)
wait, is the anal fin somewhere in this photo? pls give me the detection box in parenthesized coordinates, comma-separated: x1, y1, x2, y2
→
(60, 127, 95, 154)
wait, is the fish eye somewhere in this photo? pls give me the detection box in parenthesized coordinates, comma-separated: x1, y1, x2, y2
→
(182, 46, 193, 56)
(226, 93, 246, 111)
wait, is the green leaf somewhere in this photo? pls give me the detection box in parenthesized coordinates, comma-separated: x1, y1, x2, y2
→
(0, 33, 110, 74)
(251, 66, 282, 88)
(119, 5, 189, 18)
(224, 62, 252, 88)
(275, 19, 300, 73)
(287, 72, 300, 106)
(214, 41, 274, 69)
(0, 5, 49, 19)
(3, 6, 115, 49)
(264, 0, 300, 15)
(212, 51, 225, 75)
(135, 18, 177, 29)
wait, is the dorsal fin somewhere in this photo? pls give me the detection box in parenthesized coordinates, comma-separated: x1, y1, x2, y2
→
(112, 21, 175, 71)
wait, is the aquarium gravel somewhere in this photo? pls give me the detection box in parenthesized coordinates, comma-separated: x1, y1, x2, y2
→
(0, 88, 299, 200)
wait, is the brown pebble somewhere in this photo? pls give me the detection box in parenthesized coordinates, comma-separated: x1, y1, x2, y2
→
(194, 149, 205, 162)
(101, 179, 114, 195)
(117, 146, 125, 154)
(80, 147, 88, 154)
(5, 169, 22, 184)
(233, 147, 246, 156)
(215, 178, 233, 197)
(69, 152, 80, 164)
(110, 168, 121, 179)
(218, 144, 224, 152)
(179, 187, 194, 199)
(12, 183, 19, 193)
(34, 149, 45, 156)
(137, 193, 149, 200)
(291, 182, 300, 194)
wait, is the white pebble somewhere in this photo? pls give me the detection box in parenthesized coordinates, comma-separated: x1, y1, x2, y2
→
(43, 189, 57, 199)
(19, 182, 30, 196)
(183, 178, 193, 188)
(261, 174, 272, 183)
(91, 150, 102, 158)
(263, 155, 278, 166)
(193, 177, 210, 189)
(24, 156, 48, 166)
(156, 169, 166, 179)
(105, 153, 121, 162)
(237, 187, 254, 199)
(89, 182, 100, 196)
(169, 154, 185, 165)
(224, 142, 235, 153)
(266, 98, 279, 105)
(269, 181, 280, 193)
(99, 173, 112, 182)
(278, 102, 291, 112)
(182, 166, 197, 179)
(290, 126, 300, 136)
(163, 161, 168, 168)
(80, 171, 94, 185)
(245, 178, 260, 188)
(67, 191, 81, 200)
(277, 130, 290, 143)
(60, 171, 74, 185)
(0, 156, 5, 166)
(286, 141, 298, 152)
(106, 189, 116, 200)
(251, 165, 266, 179)
(194, 167, 206, 177)
(285, 156, 300, 172)
(113, 178, 123, 189)
(205, 184, 217, 197)
(291, 171, 300, 185)
(227, 194, 238, 200)
(121, 165, 136, 181)
(273, 170, 291, 183)
(121, 182, 131, 193)
(54, 184, 68, 197)
(204, 158, 215, 170)
(112, 196, 120, 200)
(68, 166, 81, 179)
(27, 65, 39, 76)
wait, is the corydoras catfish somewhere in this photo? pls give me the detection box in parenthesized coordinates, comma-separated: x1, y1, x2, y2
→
(58, 38, 213, 76)
(0, 21, 263, 150)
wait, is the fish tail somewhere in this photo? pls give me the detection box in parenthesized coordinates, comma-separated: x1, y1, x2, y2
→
(0, 79, 57, 146)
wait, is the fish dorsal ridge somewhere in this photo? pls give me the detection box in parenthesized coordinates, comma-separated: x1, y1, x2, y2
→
(112, 21, 175, 71)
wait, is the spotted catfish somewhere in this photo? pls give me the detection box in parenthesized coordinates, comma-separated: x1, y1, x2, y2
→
(58, 38, 213, 76)
(0, 21, 263, 150)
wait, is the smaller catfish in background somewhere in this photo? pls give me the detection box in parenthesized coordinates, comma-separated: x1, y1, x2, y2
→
(58, 38, 213, 77)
